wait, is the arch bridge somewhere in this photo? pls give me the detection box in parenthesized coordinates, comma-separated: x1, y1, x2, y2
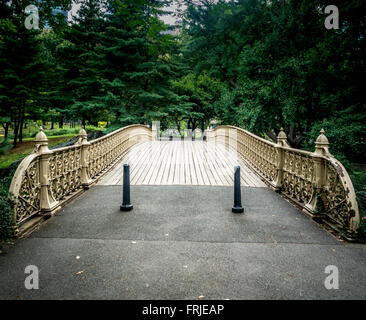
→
(9, 124, 359, 237)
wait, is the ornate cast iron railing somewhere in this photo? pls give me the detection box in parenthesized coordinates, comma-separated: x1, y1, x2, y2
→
(207, 126, 360, 234)
(9, 124, 152, 232)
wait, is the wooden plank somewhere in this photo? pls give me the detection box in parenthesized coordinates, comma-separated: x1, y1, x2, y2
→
(129, 142, 153, 184)
(193, 141, 210, 185)
(179, 141, 185, 184)
(183, 141, 191, 184)
(215, 144, 247, 186)
(173, 141, 181, 184)
(201, 141, 221, 185)
(189, 140, 203, 185)
(142, 141, 166, 185)
(155, 141, 170, 185)
(148, 141, 169, 185)
(167, 141, 178, 184)
(139, 141, 163, 185)
(185, 141, 194, 184)
(212, 143, 234, 185)
(98, 140, 267, 188)
(207, 142, 231, 186)
(160, 141, 174, 185)
(98, 142, 146, 185)
(197, 141, 216, 185)
(218, 143, 264, 187)
(131, 142, 155, 184)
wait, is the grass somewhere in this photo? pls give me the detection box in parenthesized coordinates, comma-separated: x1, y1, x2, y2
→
(21, 134, 76, 142)
(0, 134, 76, 168)
(0, 124, 105, 169)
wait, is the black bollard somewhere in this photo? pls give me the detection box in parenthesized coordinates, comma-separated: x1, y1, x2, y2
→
(120, 164, 133, 211)
(232, 166, 244, 213)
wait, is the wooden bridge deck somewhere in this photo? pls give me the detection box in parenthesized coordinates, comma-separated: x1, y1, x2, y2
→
(98, 141, 266, 187)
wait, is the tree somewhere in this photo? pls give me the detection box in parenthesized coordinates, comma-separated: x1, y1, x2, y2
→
(0, 0, 72, 146)
(180, 0, 366, 157)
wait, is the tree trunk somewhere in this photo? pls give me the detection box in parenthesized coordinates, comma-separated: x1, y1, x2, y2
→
(176, 120, 181, 137)
(265, 129, 277, 143)
(201, 120, 205, 132)
(191, 119, 197, 132)
(18, 108, 25, 143)
(201, 120, 206, 141)
(191, 119, 197, 140)
(13, 109, 21, 148)
(287, 125, 303, 148)
(4, 123, 9, 139)
(59, 115, 63, 128)
(13, 122, 19, 148)
(51, 120, 54, 130)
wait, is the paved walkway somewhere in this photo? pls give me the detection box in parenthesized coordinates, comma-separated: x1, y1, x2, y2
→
(98, 141, 266, 187)
(0, 185, 366, 299)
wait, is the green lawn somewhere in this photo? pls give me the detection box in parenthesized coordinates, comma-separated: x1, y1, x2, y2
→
(0, 134, 76, 169)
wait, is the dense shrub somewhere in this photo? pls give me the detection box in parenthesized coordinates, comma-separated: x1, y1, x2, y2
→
(0, 138, 11, 155)
(302, 114, 366, 169)
(7, 125, 105, 140)
(0, 168, 15, 241)
(350, 171, 366, 242)
(103, 124, 124, 135)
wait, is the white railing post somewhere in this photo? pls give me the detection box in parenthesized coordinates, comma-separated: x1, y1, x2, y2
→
(273, 128, 287, 191)
(304, 129, 329, 214)
(152, 121, 160, 141)
(78, 127, 92, 188)
(34, 127, 59, 213)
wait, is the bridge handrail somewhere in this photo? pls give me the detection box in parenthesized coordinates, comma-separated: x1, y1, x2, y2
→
(208, 125, 360, 234)
(9, 124, 152, 232)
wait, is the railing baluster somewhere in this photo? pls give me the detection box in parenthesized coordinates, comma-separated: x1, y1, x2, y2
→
(78, 127, 92, 188)
(34, 128, 59, 213)
(210, 125, 359, 234)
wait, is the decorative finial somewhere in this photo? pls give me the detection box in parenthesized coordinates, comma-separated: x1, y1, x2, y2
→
(316, 129, 329, 144)
(34, 126, 49, 153)
(277, 127, 288, 146)
(315, 128, 330, 156)
(78, 126, 88, 145)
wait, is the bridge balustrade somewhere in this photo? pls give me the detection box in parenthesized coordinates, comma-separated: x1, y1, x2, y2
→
(207, 126, 359, 235)
(8, 123, 359, 236)
(8, 124, 152, 234)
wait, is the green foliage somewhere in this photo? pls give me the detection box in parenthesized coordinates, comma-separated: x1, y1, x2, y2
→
(350, 170, 366, 242)
(1, 0, 364, 159)
(352, 171, 366, 213)
(302, 113, 366, 168)
(0, 0, 73, 147)
(31, 126, 103, 138)
(103, 124, 125, 135)
(6, 125, 104, 140)
(170, 72, 224, 130)
(0, 139, 11, 156)
(182, 0, 366, 150)
(0, 169, 15, 241)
